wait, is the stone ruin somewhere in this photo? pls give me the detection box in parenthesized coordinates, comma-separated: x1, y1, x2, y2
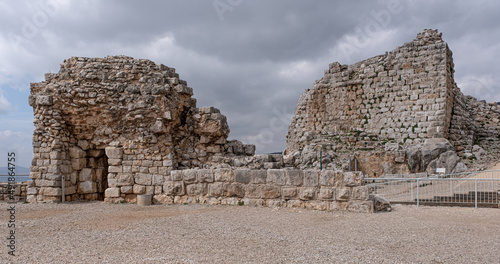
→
(27, 29, 500, 211)
(28, 56, 257, 202)
(284, 29, 500, 177)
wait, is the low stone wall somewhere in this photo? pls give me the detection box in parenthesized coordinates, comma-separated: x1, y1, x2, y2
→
(0, 183, 27, 202)
(104, 169, 374, 213)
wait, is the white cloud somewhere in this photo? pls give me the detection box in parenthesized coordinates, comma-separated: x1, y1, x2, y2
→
(0, 92, 13, 115)
(456, 74, 500, 103)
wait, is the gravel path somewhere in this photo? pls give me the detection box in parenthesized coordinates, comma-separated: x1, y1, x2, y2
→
(1, 202, 499, 263)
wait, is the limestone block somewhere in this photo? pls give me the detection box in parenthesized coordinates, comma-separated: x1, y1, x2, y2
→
(319, 170, 336, 186)
(244, 144, 256, 156)
(352, 186, 369, 201)
(214, 168, 235, 182)
(225, 183, 245, 197)
(135, 173, 152, 185)
(78, 181, 96, 194)
(261, 185, 281, 199)
(116, 173, 134, 186)
(105, 187, 120, 198)
(27, 187, 38, 195)
(108, 159, 122, 166)
(235, 169, 251, 184)
(303, 170, 319, 187)
(183, 169, 198, 183)
(145, 186, 154, 195)
(65, 186, 76, 195)
(36, 95, 53, 106)
(133, 184, 146, 194)
(299, 187, 316, 200)
(152, 175, 164, 186)
(198, 169, 214, 183)
(121, 185, 133, 194)
(164, 181, 185, 196)
(343, 172, 363, 187)
(69, 147, 86, 159)
(319, 187, 335, 200)
(208, 182, 224, 197)
(79, 168, 94, 182)
(336, 188, 351, 201)
(266, 169, 285, 186)
(171, 170, 183, 181)
(71, 158, 86, 171)
(186, 183, 207, 196)
(282, 187, 297, 199)
(43, 187, 61, 196)
(251, 170, 267, 184)
(108, 166, 122, 173)
(285, 170, 303, 186)
(244, 184, 262, 198)
(330, 201, 348, 211)
(105, 147, 123, 159)
(88, 149, 105, 157)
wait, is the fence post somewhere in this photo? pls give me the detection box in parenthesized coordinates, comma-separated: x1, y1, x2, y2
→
(411, 181, 414, 201)
(416, 179, 420, 207)
(475, 179, 478, 209)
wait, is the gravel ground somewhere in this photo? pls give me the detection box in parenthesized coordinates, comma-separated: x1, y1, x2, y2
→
(0, 202, 499, 264)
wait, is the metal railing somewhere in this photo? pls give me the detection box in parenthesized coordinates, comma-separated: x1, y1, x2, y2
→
(365, 173, 500, 208)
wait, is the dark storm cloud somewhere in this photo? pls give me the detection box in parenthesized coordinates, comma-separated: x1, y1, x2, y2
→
(1, 0, 500, 162)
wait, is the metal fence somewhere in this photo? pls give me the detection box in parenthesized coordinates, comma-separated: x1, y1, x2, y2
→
(365, 171, 500, 208)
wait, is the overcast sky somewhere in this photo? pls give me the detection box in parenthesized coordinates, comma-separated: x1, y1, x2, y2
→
(1, 0, 500, 167)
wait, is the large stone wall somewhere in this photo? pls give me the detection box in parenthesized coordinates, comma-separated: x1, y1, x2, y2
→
(284, 29, 500, 174)
(104, 168, 373, 213)
(28, 56, 255, 202)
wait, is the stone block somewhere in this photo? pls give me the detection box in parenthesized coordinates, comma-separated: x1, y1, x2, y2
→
(88, 149, 105, 157)
(71, 158, 86, 170)
(108, 159, 122, 166)
(105, 187, 120, 198)
(303, 170, 319, 187)
(43, 187, 61, 196)
(36, 95, 53, 106)
(352, 186, 370, 201)
(186, 183, 207, 196)
(244, 144, 256, 156)
(163, 181, 185, 196)
(78, 181, 96, 194)
(79, 168, 94, 182)
(267, 169, 285, 186)
(183, 169, 198, 183)
(198, 169, 214, 183)
(27, 187, 38, 195)
(152, 175, 164, 186)
(116, 173, 134, 186)
(135, 173, 152, 185)
(133, 184, 146, 194)
(245, 184, 262, 198)
(282, 187, 297, 199)
(261, 185, 281, 199)
(235, 169, 251, 184)
(105, 147, 123, 159)
(64, 186, 76, 195)
(69, 147, 86, 159)
(108, 166, 122, 173)
(121, 185, 133, 194)
(299, 187, 316, 200)
(171, 170, 183, 181)
(251, 170, 267, 184)
(208, 182, 224, 197)
(225, 183, 245, 197)
(214, 168, 234, 182)
(320, 170, 336, 186)
(344, 171, 363, 187)
(285, 170, 303, 186)
(319, 187, 335, 200)
(336, 188, 351, 201)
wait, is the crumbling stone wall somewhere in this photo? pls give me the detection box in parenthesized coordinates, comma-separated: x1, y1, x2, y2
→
(105, 168, 373, 213)
(28, 56, 255, 202)
(284, 29, 500, 174)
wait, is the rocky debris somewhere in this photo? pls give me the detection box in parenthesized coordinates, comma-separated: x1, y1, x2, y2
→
(372, 195, 392, 212)
(284, 29, 500, 175)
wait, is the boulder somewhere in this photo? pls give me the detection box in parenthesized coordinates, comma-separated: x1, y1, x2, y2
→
(372, 195, 391, 212)
(426, 150, 461, 175)
(420, 138, 454, 169)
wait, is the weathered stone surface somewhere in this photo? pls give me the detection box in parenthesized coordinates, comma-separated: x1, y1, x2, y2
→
(186, 183, 207, 196)
(214, 168, 235, 182)
(299, 187, 316, 200)
(104, 187, 120, 198)
(198, 169, 214, 183)
(282, 187, 297, 199)
(318, 187, 335, 200)
(251, 170, 267, 184)
(372, 195, 392, 212)
(336, 188, 351, 201)
(266, 169, 285, 186)
(303, 170, 319, 187)
(235, 169, 251, 184)
(285, 170, 303, 186)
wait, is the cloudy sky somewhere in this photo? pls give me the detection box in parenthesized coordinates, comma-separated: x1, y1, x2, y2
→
(1, 0, 500, 167)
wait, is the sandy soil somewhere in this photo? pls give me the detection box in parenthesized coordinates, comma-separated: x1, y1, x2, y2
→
(0, 202, 498, 263)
